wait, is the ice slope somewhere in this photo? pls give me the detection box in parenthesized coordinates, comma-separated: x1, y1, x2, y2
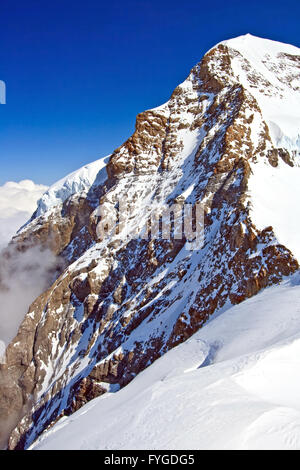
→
(34, 155, 109, 217)
(32, 272, 300, 450)
(222, 34, 300, 153)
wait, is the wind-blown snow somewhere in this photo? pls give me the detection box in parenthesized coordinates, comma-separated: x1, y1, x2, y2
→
(32, 272, 300, 450)
(0, 180, 48, 249)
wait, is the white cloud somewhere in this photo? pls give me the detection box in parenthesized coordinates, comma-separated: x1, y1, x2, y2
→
(0, 244, 61, 346)
(0, 180, 64, 363)
(0, 180, 48, 249)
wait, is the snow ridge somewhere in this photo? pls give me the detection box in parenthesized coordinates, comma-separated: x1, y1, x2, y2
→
(35, 155, 108, 217)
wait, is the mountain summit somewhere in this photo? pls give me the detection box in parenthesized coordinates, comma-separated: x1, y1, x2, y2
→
(1, 34, 300, 449)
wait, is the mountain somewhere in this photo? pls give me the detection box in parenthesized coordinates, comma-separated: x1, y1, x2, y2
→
(1, 33, 300, 450)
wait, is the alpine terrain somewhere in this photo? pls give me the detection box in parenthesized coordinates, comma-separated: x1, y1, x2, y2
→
(1, 33, 300, 450)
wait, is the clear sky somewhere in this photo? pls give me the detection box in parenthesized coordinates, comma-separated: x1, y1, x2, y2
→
(0, 0, 300, 186)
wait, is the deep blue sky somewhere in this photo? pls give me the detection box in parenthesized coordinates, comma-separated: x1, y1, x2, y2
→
(0, 0, 299, 186)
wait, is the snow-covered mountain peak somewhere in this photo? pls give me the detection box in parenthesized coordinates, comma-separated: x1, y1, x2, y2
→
(21, 34, 300, 228)
(221, 33, 300, 57)
(210, 34, 300, 153)
(2, 35, 300, 450)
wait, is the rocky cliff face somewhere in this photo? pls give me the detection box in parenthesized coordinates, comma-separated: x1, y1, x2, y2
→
(1, 34, 300, 450)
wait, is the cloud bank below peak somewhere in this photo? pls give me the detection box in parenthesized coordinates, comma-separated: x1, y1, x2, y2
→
(0, 180, 48, 249)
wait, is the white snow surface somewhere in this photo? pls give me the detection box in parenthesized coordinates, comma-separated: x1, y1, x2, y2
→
(32, 272, 300, 450)
(248, 159, 300, 261)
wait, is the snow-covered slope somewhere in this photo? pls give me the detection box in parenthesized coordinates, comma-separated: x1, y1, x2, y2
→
(31, 272, 300, 450)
